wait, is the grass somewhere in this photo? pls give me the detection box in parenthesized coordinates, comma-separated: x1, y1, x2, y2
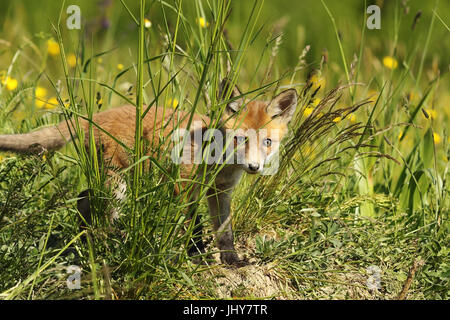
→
(0, 0, 449, 299)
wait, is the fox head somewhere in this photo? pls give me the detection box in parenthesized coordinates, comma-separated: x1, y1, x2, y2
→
(218, 78, 298, 174)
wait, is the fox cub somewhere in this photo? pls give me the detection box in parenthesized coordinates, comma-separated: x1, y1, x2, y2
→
(0, 79, 298, 265)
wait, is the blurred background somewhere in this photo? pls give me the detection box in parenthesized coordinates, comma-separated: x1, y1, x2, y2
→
(0, 0, 449, 75)
(0, 0, 448, 133)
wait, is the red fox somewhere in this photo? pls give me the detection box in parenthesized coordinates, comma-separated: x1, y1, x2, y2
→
(0, 79, 298, 265)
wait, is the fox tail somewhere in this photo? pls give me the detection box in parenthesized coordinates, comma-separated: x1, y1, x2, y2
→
(0, 122, 77, 153)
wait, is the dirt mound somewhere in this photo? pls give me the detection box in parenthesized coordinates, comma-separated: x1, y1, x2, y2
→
(195, 236, 297, 299)
(207, 263, 295, 299)
(194, 234, 392, 299)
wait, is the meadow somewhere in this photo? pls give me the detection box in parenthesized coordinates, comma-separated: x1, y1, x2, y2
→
(0, 0, 448, 299)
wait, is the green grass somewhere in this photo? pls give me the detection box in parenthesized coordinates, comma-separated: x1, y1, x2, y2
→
(0, 0, 448, 299)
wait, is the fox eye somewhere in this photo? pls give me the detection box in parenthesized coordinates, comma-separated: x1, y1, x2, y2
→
(263, 138, 272, 147)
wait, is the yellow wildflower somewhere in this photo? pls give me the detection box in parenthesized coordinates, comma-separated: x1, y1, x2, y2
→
(196, 17, 209, 28)
(167, 98, 178, 108)
(144, 18, 152, 28)
(312, 98, 321, 107)
(67, 53, 78, 68)
(36, 99, 46, 108)
(42, 154, 47, 161)
(333, 117, 342, 123)
(423, 109, 437, 120)
(35, 86, 47, 98)
(35, 86, 48, 108)
(62, 98, 70, 108)
(304, 107, 314, 117)
(2, 76, 18, 91)
(433, 133, 441, 144)
(308, 74, 326, 92)
(382, 56, 398, 70)
(47, 39, 60, 56)
(117, 63, 124, 71)
(348, 113, 356, 123)
(45, 97, 59, 109)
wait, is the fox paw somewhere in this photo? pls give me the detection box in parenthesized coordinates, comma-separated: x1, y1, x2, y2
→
(220, 250, 247, 267)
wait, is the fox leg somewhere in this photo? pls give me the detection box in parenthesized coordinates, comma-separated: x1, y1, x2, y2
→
(186, 200, 207, 258)
(109, 175, 127, 221)
(206, 187, 239, 265)
(176, 183, 205, 259)
(76, 170, 127, 225)
(77, 189, 92, 227)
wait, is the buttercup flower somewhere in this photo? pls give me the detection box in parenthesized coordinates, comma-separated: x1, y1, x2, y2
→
(167, 98, 178, 108)
(35, 86, 47, 98)
(117, 63, 124, 71)
(433, 133, 441, 144)
(2, 76, 18, 91)
(196, 17, 209, 28)
(303, 107, 314, 117)
(308, 74, 326, 92)
(348, 113, 356, 123)
(382, 56, 398, 70)
(423, 109, 437, 120)
(45, 97, 59, 109)
(47, 39, 60, 56)
(312, 98, 321, 107)
(67, 53, 78, 68)
(35, 86, 48, 108)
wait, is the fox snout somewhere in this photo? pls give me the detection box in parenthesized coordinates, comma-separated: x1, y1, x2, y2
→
(246, 162, 260, 173)
(233, 132, 277, 175)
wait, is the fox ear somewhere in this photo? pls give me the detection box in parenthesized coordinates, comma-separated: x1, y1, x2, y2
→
(266, 89, 298, 123)
(218, 78, 244, 113)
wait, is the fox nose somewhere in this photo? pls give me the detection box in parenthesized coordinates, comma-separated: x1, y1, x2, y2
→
(248, 163, 260, 172)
